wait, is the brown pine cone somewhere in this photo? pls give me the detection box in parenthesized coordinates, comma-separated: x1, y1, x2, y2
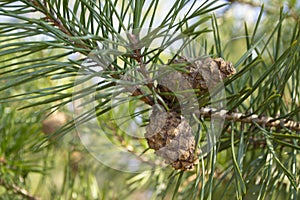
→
(186, 57, 236, 92)
(145, 57, 235, 170)
(156, 57, 236, 101)
(145, 105, 197, 170)
(42, 111, 67, 135)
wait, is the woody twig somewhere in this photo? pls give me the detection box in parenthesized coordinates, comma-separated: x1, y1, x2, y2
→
(197, 107, 300, 132)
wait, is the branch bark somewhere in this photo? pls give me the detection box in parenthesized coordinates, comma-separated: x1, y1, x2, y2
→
(0, 178, 41, 200)
(197, 107, 300, 132)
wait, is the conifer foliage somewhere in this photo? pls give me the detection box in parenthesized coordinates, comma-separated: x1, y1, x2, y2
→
(0, 0, 300, 199)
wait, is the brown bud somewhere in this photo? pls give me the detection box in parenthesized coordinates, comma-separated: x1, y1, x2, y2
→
(42, 111, 67, 135)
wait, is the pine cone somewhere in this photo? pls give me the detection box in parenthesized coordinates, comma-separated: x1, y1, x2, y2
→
(145, 57, 235, 170)
(186, 57, 236, 92)
(145, 105, 197, 170)
(42, 111, 67, 135)
(156, 57, 236, 101)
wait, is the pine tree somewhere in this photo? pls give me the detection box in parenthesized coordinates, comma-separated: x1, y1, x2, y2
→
(0, 0, 300, 199)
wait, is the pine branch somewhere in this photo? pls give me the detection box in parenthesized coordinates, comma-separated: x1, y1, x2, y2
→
(0, 178, 40, 200)
(197, 107, 300, 132)
(24, 1, 158, 107)
(27, 0, 90, 51)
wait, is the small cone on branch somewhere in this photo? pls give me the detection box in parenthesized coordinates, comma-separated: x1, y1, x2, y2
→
(42, 111, 67, 135)
(185, 57, 236, 92)
(145, 56, 235, 170)
(145, 105, 197, 170)
(70, 151, 84, 174)
(156, 57, 236, 102)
